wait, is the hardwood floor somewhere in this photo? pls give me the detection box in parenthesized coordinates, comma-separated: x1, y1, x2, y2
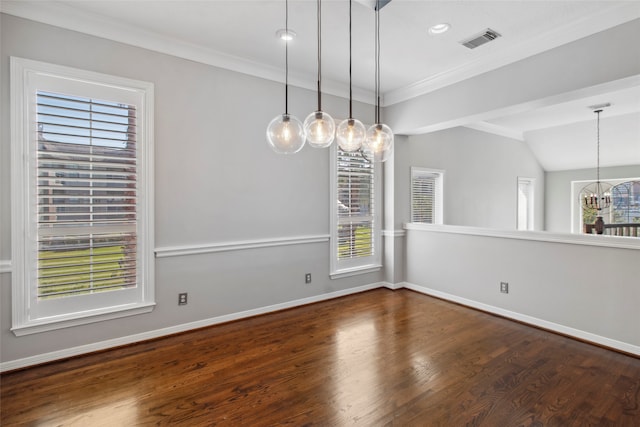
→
(1, 289, 639, 426)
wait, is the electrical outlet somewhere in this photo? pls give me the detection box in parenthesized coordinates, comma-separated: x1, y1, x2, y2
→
(178, 292, 188, 305)
(500, 282, 509, 294)
(305, 273, 312, 284)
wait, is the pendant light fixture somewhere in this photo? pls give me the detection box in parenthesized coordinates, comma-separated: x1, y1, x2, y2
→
(336, 0, 366, 152)
(362, 0, 393, 163)
(581, 106, 612, 233)
(266, 0, 305, 154)
(303, 0, 336, 148)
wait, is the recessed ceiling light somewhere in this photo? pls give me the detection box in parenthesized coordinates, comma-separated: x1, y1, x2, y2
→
(429, 23, 450, 35)
(276, 29, 296, 41)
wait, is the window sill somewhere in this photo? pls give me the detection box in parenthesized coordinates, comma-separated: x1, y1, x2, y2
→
(330, 264, 382, 280)
(11, 302, 156, 336)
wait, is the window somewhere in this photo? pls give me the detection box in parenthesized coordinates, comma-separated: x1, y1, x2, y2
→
(610, 180, 640, 225)
(411, 167, 443, 224)
(11, 57, 155, 335)
(330, 146, 381, 278)
(517, 177, 535, 231)
(572, 177, 640, 235)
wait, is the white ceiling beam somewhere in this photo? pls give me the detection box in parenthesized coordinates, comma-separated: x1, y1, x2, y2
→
(385, 19, 640, 135)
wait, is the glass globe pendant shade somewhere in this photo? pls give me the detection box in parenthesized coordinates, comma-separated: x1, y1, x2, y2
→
(336, 118, 366, 152)
(266, 114, 305, 154)
(303, 110, 336, 148)
(363, 123, 394, 162)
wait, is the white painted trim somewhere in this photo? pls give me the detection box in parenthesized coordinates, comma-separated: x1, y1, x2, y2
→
(330, 264, 382, 280)
(0, 0, 368, 104)
(3, 280, 635, 371)
(10, 57, 156, 332)
(0, 260, 11, 274)
(0, 282, 384, 373)
(402, 282, 640, 356)
(517, 177, 536, 231)
(11, 303, 156, 337)
(382, 229, 406, 238)
(404, 223, 640, 250)
(330, 143, 382, 275)
(399, 75, 640, 136)
(410, 167, 445, 225)
(3, 0, 637, 107)
(382, 281, 405, 290)
(155, 235, 330, 258)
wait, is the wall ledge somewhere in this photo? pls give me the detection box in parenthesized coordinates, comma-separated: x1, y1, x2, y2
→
(404, 223, 640, 250)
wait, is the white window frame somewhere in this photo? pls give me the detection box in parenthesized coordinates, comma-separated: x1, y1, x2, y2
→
(330, 144, 382, 279)
(410, 167, 444, 225)
(517, 177, 535, 231)
(10, 57, 155, 336)
(571, 177, 640, 234)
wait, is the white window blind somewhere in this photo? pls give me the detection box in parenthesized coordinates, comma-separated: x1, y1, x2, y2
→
(11, 57, 155, 335)
(337, 150, 375, 259)
(330, 146, 381, 277)
(411, 168, 443, 224)
(37, 92, 138, 299)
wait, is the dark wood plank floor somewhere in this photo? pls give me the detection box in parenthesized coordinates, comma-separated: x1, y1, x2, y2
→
(2, 289, 639, 426)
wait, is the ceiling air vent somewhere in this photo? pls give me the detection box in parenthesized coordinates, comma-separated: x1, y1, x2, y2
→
(460, 28, 501, 49)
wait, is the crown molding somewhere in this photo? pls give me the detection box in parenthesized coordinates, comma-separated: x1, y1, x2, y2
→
(383, 2, 640, 106)
(0, 0, 373, 104)
(3, 1, 638, 107)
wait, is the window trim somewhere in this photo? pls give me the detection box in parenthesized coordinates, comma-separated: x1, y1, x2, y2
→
(571, 176, 640, 234)
(10, 57, 155, 336)
(330, 144, 382, 279)
(517, 177, 535, 231)
(410, 167, 444, 225)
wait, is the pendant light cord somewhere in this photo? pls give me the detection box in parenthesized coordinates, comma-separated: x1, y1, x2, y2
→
(285, 0, 289, 115)
(596, 109, 601, 184)
(375, 0, 381, 124)
(348, 0, 353, 119)
(316, 0, 322, 112)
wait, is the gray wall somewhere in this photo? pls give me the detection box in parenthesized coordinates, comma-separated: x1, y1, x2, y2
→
(0, 14, 380, 365)
(395, 127, 545, 230)
(545, 164, 640, 233)
(404, 226, 640, 353)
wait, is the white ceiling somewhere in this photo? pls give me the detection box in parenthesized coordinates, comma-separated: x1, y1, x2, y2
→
(2, 0, 639, 171)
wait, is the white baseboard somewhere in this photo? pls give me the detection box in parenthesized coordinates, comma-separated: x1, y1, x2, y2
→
(4, 280, 635, 372)
(402, 282, 640, 356)
(0, 282, 385, 372)
(383, 281, 404, 290)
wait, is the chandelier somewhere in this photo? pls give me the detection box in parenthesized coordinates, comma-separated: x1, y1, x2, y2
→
(581, 106, 612, 234)
(267, 0, 394, 163)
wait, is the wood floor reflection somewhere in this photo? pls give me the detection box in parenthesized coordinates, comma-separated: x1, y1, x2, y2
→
(2, 289, 639, 426)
